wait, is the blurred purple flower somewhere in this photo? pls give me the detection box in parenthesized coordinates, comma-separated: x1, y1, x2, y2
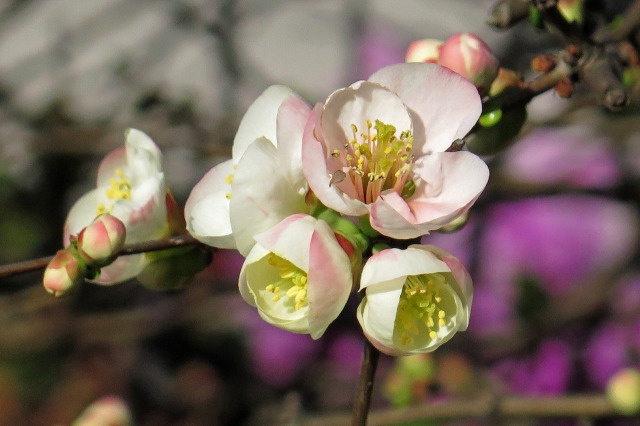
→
(493, 339, 573, 396)
(356, 20, 405, 80)
(584, 322, 636, 389)
(248, 317, 321, 388)
(477, 195, 637, 297)
(612, 273, 640, 318)
(502, 126, 621, 189)
(326, 333, 364, 380)
(421, 218, 477, 270)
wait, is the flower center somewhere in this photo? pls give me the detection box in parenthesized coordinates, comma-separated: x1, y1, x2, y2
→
(96, 169, 131, 216)
(263, 253, 308, 310)
(332, 119, 415, 204)
(393, 273, 454, 350)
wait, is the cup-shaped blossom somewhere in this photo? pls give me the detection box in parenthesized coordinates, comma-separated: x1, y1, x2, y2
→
(43, 249, 85, 297)
(76, 214, 126, 266)
(302, 62, 489, 239)
(238, 214, 353, 339)
(405, 39, 442, 63)
(357, 245, 472, 355)
(64, 129, 171, 284)
(438, 33, 499, 94)
(185, 85, 312, 255)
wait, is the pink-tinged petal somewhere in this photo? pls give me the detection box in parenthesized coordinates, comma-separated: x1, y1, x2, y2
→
(360, 247, 449, 291)
(302, 105, 368, 216)
(97, 148, 126, 188)
(230, 138, 309, 256)
(321, 81, 413, 152)
(232, 85, 296, 161)
(276, 93, 312, 194)
(184, 159, 236, 249)
(368, 63, 481, 153)
(253, 214, 314, 272)
(306, 219, 353, 339)
(370, 151, 489, 239)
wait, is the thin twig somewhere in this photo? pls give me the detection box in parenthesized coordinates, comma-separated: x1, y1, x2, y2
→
(304, 394, 623, 426)
(0, 234, 202, 279)
(351, 339, 380, 426)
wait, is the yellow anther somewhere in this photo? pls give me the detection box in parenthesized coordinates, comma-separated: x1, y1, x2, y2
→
(266, 284, 275, 292)
(366, 119, 372, 128)
(224, 173, 234, 184)
(300, 276, 307, 285)
(429, 331, 437, 339)
(439, 319, 446, 327)
(331, 150, 341, 157)
(272, 295, 281, 302)
(438, 310, 446, 319)
(351, 124, 358, 134)
(225, 193, 232, 199)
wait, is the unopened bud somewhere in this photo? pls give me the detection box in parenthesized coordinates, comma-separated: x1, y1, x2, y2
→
(438, 33, 499, 95)
(554, 76, 575, 98)
(531, 54, 558, 72)
(77, 214, 126, 266)
(437, 211, 469, 233)
(558, 0, 584, 24)
(406, 39, 442, 63)
(606, 368, 640, 415)
(489, 68, 523, 97)
(43, 249, 85, 297)
(72, 395, 133, 426)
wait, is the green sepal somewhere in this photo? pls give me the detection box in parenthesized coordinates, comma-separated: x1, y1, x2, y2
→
(137, 245, 212, 291)
(359, 215, 380, 238)
(371, 242, 390, 254)
(316, 209, 369, 255)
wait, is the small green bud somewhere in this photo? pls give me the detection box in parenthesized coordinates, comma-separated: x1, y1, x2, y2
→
(478, 109, 503, 128)
(529, 6, 543, 28)
(466, 106, 527, 156)
(371, 242, 391, 254)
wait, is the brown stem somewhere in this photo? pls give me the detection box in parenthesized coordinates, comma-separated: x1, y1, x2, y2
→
(0, 233, 202, 279)
(303, 394, 619, 426)
(351, 339, 380, 426)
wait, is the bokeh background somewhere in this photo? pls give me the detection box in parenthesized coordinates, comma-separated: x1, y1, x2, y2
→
(1, 0, 640, 424)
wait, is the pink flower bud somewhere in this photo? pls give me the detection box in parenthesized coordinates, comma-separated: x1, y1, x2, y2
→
(77, 214, 126, 266)
(405, 39, 442, 63)
(438, 33, 499, 94)
(607, 368, 640, 415)
(72, 396, 133, 426)
(43, 249, 84, 297)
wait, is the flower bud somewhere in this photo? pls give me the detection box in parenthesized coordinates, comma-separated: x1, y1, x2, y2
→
(438, 33, 499, 95)
(558, 0, 584, 24)
(489, 68, 523, 97)
(72, 396, 133, 426)
(77, 214, 126, 266)
(43, 249, 85, 297)
(405, 39, 442, 63)
(606, 368, 640, 415)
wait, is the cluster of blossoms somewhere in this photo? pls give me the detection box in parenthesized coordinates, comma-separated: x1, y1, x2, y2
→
(185, 61, 489, 355)
(46, 36, 495, 355)
(44, 129, 186, 295)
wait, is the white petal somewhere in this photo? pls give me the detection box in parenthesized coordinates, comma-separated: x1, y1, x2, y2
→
(360, 280, 404, 348)
(253, 214, 316, 272)
(232, 85, 296, 162)
(184, 159, 236, 249)
(230, 138, 308, 256)
(124, 128, 163, 180)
